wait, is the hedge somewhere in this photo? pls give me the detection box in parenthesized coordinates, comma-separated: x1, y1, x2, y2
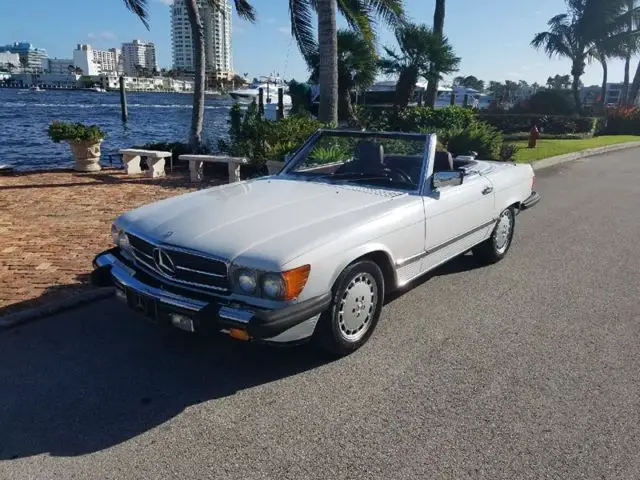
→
(600, 106, 640, 135)
(478, 114, 600, 135)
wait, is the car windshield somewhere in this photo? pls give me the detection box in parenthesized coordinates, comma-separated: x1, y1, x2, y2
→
(284, 131, 429, 191)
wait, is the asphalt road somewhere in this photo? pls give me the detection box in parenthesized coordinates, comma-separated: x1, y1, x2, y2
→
(2, 150, 640, 479)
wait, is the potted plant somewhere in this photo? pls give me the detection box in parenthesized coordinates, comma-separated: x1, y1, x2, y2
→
(48, 121, 106, 172)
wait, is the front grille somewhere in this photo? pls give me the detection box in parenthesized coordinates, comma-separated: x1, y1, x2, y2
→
(127, 233, 230, 292)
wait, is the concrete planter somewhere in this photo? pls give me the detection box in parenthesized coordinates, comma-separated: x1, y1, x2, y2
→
(69, 140, 103, 172)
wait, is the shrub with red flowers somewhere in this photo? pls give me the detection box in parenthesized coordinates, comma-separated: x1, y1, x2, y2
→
(600, 106, 640, 135)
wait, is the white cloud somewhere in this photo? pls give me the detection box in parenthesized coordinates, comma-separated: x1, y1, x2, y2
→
(235, 26, 246, 34)
(535, 10, 543, 16)
(506, 72, 520, 78)
(265, 17, 276, 23)
(278, 27, 289, 34)
(88, 31, 117, 41)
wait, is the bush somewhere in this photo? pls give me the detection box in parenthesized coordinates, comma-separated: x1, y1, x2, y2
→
(445, 123, 504, 160)
(499, 143, 520, 162)
(132, 141, 193, 170)
(511, 89, 576, 115)
(600, 106, 640, 135)
(478, 114, 598, 135)
(48, 121, 106, 143)
(218, 103, 323, 165)
(356, 105, 477, 132)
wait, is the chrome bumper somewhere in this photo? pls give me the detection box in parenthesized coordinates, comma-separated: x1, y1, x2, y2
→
(92, 250, 328, 343)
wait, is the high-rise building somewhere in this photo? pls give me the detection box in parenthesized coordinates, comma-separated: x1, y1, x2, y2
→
(42, 58, 75, 74)
(0, 52, 20, 70)
(94, 48, 121, 73)
(73, 44, 122, 76)
(0, 42, 47, 72)
(121, 40, 157, 76)
(73, 44, 100, 75)
(171, 0, 232, 79)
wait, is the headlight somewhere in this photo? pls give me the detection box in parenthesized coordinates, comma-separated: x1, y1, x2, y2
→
(111, 224, 132, 257)
(236, 269, 258, 294)
(111, 224, 120, 244)
(231, 264, 310, 301)
(262, 273, 284, 299)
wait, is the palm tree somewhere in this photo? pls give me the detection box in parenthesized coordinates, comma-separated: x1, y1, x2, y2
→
(532, 11, 595, 111)
(309, 30, 377, 124)
(379, 23, 460, 107)
(122, 0, 403, 147)
(424, 0, 445, 107)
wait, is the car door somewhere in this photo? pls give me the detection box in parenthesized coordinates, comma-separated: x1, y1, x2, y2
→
(421, 172, 496, 272)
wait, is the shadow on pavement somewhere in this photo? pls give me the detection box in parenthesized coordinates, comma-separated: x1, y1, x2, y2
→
(0, 299, 329, 460)
(0, 254, 481, 460)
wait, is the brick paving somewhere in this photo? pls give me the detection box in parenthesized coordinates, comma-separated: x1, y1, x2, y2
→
(0, 170, 222, 316)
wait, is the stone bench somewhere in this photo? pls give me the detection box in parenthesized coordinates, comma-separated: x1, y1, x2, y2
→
(178, 155, 248, 183)
(119, 149, 172, 178)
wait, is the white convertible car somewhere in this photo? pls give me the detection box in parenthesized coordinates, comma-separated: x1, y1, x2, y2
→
(92, 130, 540, 356)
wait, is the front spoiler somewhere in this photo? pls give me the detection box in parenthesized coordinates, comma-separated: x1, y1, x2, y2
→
(92, 249, 330, 342)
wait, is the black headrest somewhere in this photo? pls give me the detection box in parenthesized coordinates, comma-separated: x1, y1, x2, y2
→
(434, 151, 453, 171)
(356, 141, 384, 168)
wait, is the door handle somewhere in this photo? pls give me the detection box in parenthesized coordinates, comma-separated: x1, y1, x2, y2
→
(482, 186, 493, 195)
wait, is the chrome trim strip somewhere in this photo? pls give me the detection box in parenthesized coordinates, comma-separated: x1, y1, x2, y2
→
(175, 265, 226, 278)
(132, 254, 229, 293)
(131, 246, 153, 261)
(125, 229, 230, 266)
(395, 218, 497, 267)
(111, 263, 208, 312)
(219, 306, 252, 324)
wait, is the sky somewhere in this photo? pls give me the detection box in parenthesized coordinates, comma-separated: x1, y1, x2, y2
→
(0, 0, 627, 87)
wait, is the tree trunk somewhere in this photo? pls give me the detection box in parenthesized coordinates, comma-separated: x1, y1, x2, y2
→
(338, 88, 356, 126)
(572, 74, 582, 112)
(629, 60, 640, 106)
(623, 54, 631, 104)
(185, 0, 205, 151)
(317, 0, 338, 125)
(599, 55, 608, 110)
(395, 67, 418, 107)
(424, 0, 445, 107)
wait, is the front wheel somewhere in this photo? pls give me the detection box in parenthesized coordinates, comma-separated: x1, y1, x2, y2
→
(473, 207, 515, 264)
(314, 260, 385, 357)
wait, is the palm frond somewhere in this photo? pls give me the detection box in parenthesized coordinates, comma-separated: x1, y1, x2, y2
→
(122, 0, 149, 29)
(290, 0, 317, 65)
(206, 0, 256, 21)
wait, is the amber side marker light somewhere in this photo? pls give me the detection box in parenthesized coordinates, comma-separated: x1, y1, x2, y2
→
(282, 265, 311, 301)
(228, 328, 250, 341)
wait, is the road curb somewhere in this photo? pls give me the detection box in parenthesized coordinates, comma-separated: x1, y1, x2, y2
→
(0, 288, 114, 330)
(531, 141, 640, 171)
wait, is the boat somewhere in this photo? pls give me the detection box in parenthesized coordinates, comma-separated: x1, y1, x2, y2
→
(229, 74, 291, 105)
(363, 80, 492, 109)
(88, 86, 107, 93)
(28, 85, 44, 92)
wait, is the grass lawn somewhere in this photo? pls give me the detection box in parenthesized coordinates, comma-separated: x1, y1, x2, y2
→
(513, 136, 640, 162)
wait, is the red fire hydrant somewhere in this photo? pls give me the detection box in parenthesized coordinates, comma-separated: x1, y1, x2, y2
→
(528, 125, 540, 148)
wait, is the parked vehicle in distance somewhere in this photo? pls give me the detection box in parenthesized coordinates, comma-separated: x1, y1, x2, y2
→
(92, 130, 540, 357)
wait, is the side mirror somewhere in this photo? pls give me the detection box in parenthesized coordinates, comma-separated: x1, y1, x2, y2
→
(432, 170, 464, 189)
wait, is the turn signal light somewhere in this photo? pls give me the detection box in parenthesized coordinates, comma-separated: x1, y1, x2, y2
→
(282, 265, 311, 301)
(228, 328, 250, 341)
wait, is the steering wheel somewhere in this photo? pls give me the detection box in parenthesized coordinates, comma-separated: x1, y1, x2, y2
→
(381, 166, 413, 185)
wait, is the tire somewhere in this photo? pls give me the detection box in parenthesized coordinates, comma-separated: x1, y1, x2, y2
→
(473, 207, 515, 264)
(314, 260, 385, 357)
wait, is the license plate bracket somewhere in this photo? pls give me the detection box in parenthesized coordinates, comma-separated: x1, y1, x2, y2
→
(127, 289, 159, 323)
